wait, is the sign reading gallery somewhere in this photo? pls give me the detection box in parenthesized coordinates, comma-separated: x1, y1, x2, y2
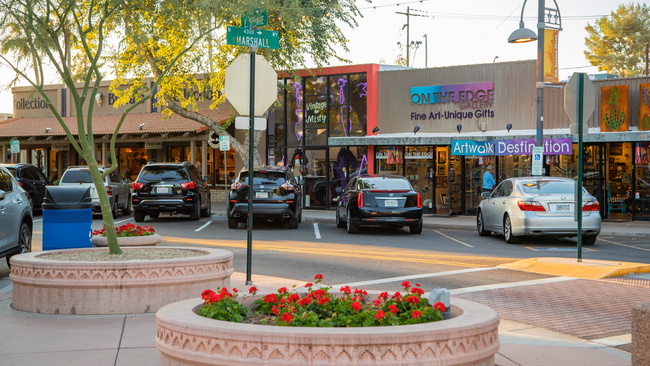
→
(410, 82, 495, 121)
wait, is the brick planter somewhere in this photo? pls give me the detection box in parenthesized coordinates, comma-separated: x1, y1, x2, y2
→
(156, 295, 499, 366)
(92, 233, 162, 247)
(9, 247, 233, 315)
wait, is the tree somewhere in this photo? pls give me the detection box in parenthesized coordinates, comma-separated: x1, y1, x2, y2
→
(0, 0, 208, 254)
(109, 0, 364, 166)
(585, 3, 650, 77)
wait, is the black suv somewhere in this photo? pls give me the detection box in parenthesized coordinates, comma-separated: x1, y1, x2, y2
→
(1, 163, 52, 209)
(131, 162, 211, 222)
(228, 166, 302, 229)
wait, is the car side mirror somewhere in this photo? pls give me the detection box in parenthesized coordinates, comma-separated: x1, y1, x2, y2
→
(124, 178, 130, 184)
(203, 176, 211, 182)
(0, 190, 5, 200)
(481, 192, 491, 199)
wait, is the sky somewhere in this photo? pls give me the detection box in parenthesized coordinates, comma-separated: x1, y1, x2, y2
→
(0, 0, 631, 114)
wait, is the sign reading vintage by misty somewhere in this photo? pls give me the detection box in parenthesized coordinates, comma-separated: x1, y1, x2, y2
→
(410, 82, 495, 121)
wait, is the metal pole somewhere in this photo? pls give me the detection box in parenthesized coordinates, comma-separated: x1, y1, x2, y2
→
(424, 34, 428, 68)
(645, 42, 649, 76)
(224, 151, 227, 205)
(536, 0, 545, 147)
(576, 73, 584, 262)
(246, 47, 256, 285)
(406, 7, 411, 67)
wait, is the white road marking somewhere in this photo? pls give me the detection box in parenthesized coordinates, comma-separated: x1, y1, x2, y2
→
(195, 221, 212, 232)
(313, 223, 321, 239)
(451, 277, 576, 295)
(114, 218, 134, 224)
(0, 283, 12, 293)
(33, 219, 43, 223)
(591, 334, 631, 347)
(599, 238, 650, 252)
(334, 267, 498, 288)
(433, 230, 474, 248)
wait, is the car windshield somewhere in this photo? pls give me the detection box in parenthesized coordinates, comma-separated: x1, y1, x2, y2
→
(520, 180, 576, 195)
(358, 177, 412, 190)
(61, 170, 94, 183)
(238, 171, 287, 185)
(139, 167, 188, 182)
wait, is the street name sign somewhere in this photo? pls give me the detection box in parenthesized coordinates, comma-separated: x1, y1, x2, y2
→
(241, 9, 268, 28)
(226, 26, 279, 50)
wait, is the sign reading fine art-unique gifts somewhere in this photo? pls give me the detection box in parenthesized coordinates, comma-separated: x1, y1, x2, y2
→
(639, 83, 650, 131)
(600, 85, 629, 132)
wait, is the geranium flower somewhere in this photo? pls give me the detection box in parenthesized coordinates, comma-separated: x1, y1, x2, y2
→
(340, 285, 352, 295)
(388, 304, 399, 314)
(309, 289, 325, 299)
(298, 297, 312, 306)
(401, 281, 411, 289)
(405, 296, 420, 305)
(280, 313, 293, 323)
(318, 297, 331, 305)
(379, 292, 389, 300)
(207, 293, 222, 303)
(391, 292, 402, 301)
(278, 287, 288, 294)
(434, 302, 446, 312)
(201, 289, 215, 301)
(375, 310, 386, 320)
(314, 274, 324, 280)
(412, 310, 422, 319)
(272, 305, 279, 315)
(350, 301, 362, 312)
(248, 286, 258, 295)
(305, 283, 314, 288)
(415, 283, 420, 287)
(264, 294, 278, 303)
(410, 288, 424, 295)
(288, 293, 300, 302)
(232, 288, 238, 293)
(374, 299, 382, 306)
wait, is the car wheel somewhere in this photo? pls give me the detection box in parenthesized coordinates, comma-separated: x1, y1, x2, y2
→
(7, 222, 32, 268)
(504, 214, 519, 244)
(122, 198, 132, 215)
(582, 235, 597, 246)
(410, 220, 423, 234)
(228, 217, 239, 229)
(288, 217, 299, 229)
(149, 212, 159, 219)
(346, 208, 359, 234)
(134, 209, 145, 222)
(111, 199, 119, 218)
(477, 210, 489, 236)
(201, 196, 211, 217)
(336, 208, 346, 228)
(190, 199, 200, 220)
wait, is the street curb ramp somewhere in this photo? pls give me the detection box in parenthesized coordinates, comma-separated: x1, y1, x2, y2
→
(499, 257, 650, 279)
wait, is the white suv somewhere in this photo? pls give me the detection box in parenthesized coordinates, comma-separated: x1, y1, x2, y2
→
(59, 166, 132, 218)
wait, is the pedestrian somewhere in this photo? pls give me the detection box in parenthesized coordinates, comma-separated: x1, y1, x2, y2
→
(482, 164, 496, 194)
(229, 171, 236, 184)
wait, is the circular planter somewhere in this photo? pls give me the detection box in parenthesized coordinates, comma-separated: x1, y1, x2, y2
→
(9, 246, 233, 315)
(92, 233, 162, 247)
(156, 295, 499, 366)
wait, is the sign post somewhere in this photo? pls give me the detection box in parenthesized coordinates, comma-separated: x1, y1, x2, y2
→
(219, 135, 230, 206)
(10, 140, 19, 163)
(564, 72, 595, 262)
(226, 11, 279, 286)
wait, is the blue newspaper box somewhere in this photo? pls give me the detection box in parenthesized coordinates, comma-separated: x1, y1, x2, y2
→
(42, 186, 93, 251)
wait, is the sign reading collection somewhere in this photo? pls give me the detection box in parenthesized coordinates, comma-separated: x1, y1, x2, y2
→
(410, 82, 495, 121)
(451, 138, 572, 156)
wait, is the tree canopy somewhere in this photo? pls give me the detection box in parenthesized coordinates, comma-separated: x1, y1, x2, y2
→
(584, 3, 650, 77)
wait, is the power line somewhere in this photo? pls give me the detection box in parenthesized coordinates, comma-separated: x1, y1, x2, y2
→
(471, 2, 522, 49)
(358, 0, 429, 10)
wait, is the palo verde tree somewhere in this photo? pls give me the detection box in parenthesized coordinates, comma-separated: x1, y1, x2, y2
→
(109, 0, 364, 166)
(585, 3, 650, 77)
(0, 0, 211, 254)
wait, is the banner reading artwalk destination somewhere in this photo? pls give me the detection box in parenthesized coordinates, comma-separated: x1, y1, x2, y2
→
(451, 138, 572, 156)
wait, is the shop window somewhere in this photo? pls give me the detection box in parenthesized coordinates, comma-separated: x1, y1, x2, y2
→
(606, 142, 633, 220)
(375, 147, 403, 176)
(349, 73, 367, 105)
(286, 79, 303, 146)
(635, 142, 650, 219)
(304, 128, 327, 146)
(329, 75, 349, 106)
(305, 76, 327, 96)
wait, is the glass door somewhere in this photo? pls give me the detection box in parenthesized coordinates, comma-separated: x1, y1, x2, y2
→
(634, 142, 650, 220)
(404, 146, 434, 214)
(303, 148, 327, 209)
(604, 143, 632, 220)
(447, 149, 462, 215)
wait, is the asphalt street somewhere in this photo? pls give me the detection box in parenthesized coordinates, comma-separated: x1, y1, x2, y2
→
(3, 209, 649, 294)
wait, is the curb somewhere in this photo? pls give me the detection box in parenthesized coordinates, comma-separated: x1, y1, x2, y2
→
(498, 257, 650, 279)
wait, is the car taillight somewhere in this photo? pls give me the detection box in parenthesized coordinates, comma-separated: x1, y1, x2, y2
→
(281, 181, 295, 191)
(583, 201, 600, 211)
(180, 181, 196, 190)
(105, 186, 112, 196)
(358, 192, 364, 208)
(19, 182, 23, 187)
(132, 182, 144, 190)
(417, 193, 422, 208)
(231, 181, 243, 190)
(517, 201, 545, 212)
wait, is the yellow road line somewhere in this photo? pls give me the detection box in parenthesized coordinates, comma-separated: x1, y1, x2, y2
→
(599, 238, 650, 252)
(432, 230, 474, 248)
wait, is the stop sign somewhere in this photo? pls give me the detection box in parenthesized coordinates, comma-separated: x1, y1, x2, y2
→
(564, 72, 595, 128)
(225, 54, 277, 116)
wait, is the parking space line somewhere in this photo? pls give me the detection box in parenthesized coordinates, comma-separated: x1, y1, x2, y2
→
(313, 223, 321, 239)
(195, 221, 212, 232)
(114, 218, 134, 224)
(334, 267, 498, 288)
(599, 238, 650, 252)
(433, 230, 474, 248)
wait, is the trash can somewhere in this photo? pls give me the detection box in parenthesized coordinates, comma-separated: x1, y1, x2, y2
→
(42, 186, 93, 251)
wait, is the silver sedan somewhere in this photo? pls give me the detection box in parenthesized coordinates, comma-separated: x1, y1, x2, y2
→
(476, 177, 601, 244)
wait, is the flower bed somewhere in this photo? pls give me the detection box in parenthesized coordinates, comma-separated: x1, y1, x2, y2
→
(199, 275, 447, 327)
(93, 223, 155, 237)
(92, 223, 161, 247)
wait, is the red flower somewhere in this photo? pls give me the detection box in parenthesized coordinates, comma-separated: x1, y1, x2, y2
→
(201, 289, 215, 301)
(374, 299, 382, 306)
(271, 305, 279, 315)
(340, 285, 352, 295)
(219, 288, 232, 298)
(232, 288, 238, 293)
(379, 292, 389, 300)
(412, 310, 422, 319)
(314, 274, 324, 280)
(350, 301, 362, 312)
(411, 288, 424, 295)
(305, 282, 314, 288)
(375, 310, 386, 320)
(352, 296, 357, 301)
(401, 281, 411, 289)
(288, 293, 300, 302)
(434, 301, 446, 312)
(278, 287, 288, 294)
(405, 296, 420, 304)
(388, 304, 399, 314)
(248, 286, 258, 295)
(309, 289, 325, 299)
(391, 292, 402, 300)
(415, 283, 420, 287)
(298, 297, 312, 306)
(280, 313, 293, 323)
(207, 293, 222, 303)
(264, 294, 278, 303)
(318, 297, 331, 305)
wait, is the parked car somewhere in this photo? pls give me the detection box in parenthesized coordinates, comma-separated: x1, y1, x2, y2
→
(228, 165, 302, 229)
(1, 163, 52, 209)
(336, 174, 423, 234)
(58, 166, 131, 218)
(131, 162, 211, 222)
(0, 165, 33, 267)
(476, 177, 601, 244)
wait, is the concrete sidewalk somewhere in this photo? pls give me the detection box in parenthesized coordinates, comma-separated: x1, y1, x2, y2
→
(301, 208, 650, 239)
(0, 272, 632, 366)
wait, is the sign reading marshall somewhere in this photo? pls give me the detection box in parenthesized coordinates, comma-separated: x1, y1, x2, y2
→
(410, 82, 495, 121)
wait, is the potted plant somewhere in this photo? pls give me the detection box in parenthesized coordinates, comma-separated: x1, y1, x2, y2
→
(92, 223, 162, 247)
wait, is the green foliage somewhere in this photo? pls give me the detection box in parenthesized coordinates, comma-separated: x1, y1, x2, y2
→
(584, 3, 650, 77)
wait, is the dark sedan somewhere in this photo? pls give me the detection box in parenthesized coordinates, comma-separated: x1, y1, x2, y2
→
(1, 163, 52, 209)
(336, 174, 423, 234)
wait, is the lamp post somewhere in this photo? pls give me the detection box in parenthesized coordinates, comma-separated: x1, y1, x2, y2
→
(423, 34, 428, 68)
(508, 0, 562, 147)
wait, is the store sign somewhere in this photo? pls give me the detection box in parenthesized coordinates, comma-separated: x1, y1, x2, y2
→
(451, 138, 572, 156)
(144, 142, 162, 150)
(410, 82, 495, 121)
(305, 101, 326, 124)
(51, 143, 69, 151)
(376, 151, 433, 159)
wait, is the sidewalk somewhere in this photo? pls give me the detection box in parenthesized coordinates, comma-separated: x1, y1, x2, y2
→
(0, 272, 632, 365)
(302, 208, 650, 239)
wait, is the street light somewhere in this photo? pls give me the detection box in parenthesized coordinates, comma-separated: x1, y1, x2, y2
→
(508, 0, 562, 148)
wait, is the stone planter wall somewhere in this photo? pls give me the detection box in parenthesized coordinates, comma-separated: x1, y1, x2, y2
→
(633, 300, 650, 366)
(92, 233, 162, 247)
(156, 296, 499, 366)
(10, 247, 233, 315)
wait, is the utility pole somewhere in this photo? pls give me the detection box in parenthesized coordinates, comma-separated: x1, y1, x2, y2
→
(395, 7, 433, 67)
(423, 34, 428, 68)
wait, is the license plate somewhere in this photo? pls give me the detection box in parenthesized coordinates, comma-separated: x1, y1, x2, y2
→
(556, 204, 571, 212)
(385, 199, 398, 207)
(157, 187, 171, 194)
(255, 192, 268, 199)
